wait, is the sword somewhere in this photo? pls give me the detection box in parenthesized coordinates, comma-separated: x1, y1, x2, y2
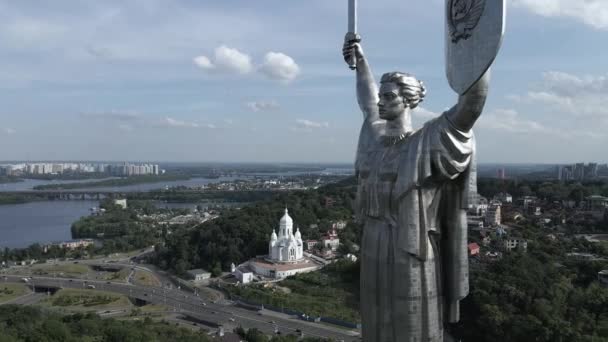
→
(346, 0, 360, 70)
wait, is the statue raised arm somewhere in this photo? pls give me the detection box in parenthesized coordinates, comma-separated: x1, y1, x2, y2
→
(342, 35, 379, 122)
(446, 70, 490, 132)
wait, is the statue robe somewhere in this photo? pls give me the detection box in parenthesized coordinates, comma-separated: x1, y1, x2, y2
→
(355, 112, 476, 342)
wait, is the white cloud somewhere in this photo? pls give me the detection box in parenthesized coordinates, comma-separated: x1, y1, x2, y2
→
(511, 71, 608, 117)
(162, 117, 201, 128)
(294, 119, 329, 131)
(193, 55, 214, 70)
(479, 108, 608, 141)
(194, 45, 253, 74)
(512, 0, 608, 29)
(2, 128, 16, 135)
(82, 111, 216, 130)
(214, 46, 253, 74)
(81, 110, 141, 122)
(479, 109, 551, 134)
(246, 100, 280, 112)
(259, 52, 300, 83)
(412, 107, 439, 119)
(194, 48, 300, 83)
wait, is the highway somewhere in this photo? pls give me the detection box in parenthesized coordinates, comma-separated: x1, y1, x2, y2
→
(1, 275, 360, 341)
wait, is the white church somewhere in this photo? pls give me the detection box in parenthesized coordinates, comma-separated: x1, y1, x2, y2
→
(244, 208, 321, 280)
(269, 208, 304, 262)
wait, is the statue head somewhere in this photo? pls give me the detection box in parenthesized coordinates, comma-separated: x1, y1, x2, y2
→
(378, 72, 426, 121)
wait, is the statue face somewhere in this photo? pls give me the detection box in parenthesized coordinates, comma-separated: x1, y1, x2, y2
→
(378, 82, 406, 120)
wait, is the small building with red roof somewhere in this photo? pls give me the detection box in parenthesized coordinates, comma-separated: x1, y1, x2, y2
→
(468, 242, 480, 256)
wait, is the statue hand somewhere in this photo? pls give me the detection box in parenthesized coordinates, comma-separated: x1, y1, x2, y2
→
(343, 33, 363, 67)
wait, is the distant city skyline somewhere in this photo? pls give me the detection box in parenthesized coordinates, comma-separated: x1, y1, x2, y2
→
(1, 1, 608, 163)
(3, 160, 608, 168)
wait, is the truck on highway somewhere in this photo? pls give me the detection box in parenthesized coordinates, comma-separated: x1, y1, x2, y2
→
(21, 277, 30, 283)
(87, 284, 96, 289)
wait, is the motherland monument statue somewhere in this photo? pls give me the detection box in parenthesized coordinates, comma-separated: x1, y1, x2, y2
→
(343, 0, 506, 341)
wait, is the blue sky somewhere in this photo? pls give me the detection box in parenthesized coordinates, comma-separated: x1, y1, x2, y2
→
(0, 0, 607, 163)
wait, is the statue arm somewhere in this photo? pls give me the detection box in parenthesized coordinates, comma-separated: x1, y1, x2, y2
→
(355, 53, 380, 121)
(446, 70, 491, 132)
(343, 36, 380, 121)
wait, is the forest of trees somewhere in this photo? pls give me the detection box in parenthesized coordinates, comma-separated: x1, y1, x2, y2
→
(0, 305, 211, 342)
(477, 178, 608, 205)
(69, 200, 161, 256)
(225, 260, 360, 322)
(0, 305, 336, 342)
(127, 189, 277, 204)
(457, 229, 608, 341)
(154, 177, 608, 340)
(151, 178, 357, 276)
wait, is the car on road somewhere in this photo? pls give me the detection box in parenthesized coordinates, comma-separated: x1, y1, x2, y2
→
(229, 318, 235, 322)
(269, 320, 275, 324)
(143, 293, 148, 296)
(87, 285, 96, 289)
(106, 281, 111, 284)
(295, 329, 302, 333)
(212, 311, 217, 314)
(201, 302, 207, 306)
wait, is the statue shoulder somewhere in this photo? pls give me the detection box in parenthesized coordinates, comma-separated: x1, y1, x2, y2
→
(357, 119, 384, 152)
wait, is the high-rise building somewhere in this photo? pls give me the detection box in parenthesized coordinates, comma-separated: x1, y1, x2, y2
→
(497, 168, 506, 179)
(587, 163, 599, 179)
(574, 163, 585, 181)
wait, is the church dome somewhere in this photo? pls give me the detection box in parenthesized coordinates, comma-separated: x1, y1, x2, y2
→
(295, 227, 302, 240)
(271, 230, 277, 241)
(280, 208, 293, 227)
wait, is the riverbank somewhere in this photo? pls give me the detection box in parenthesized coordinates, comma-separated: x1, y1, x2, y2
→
(33, 174, 191, 190)
(0, 193, 48, 205)
(23, 173, 115, 181)
(0, 176, 22, 184)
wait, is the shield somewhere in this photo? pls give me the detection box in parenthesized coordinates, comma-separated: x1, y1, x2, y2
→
(446, 0, 506, 95)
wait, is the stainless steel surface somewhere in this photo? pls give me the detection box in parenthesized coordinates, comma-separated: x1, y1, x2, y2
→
(348, 0, 357, 33)
(346, 0, 359, 70)
(446, 0, 505, 94)
(344, 4, 506, 340)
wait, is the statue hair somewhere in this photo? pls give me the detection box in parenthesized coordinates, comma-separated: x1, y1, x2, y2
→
(381, 72, 427, 109)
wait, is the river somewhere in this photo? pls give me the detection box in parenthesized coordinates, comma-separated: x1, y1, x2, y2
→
(0, 177, 239, 192)
(0, 168, 354, 249)
(0, 201, 98, 249)
(0, 177, 116, 192)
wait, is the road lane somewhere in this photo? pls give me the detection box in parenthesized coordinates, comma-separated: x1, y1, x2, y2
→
(1, 274, 359, 341)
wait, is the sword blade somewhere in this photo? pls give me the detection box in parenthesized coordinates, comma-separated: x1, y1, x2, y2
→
(348, 0, 357, 34)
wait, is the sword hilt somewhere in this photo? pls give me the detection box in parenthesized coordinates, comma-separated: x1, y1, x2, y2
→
(345, 32, 361, 70)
